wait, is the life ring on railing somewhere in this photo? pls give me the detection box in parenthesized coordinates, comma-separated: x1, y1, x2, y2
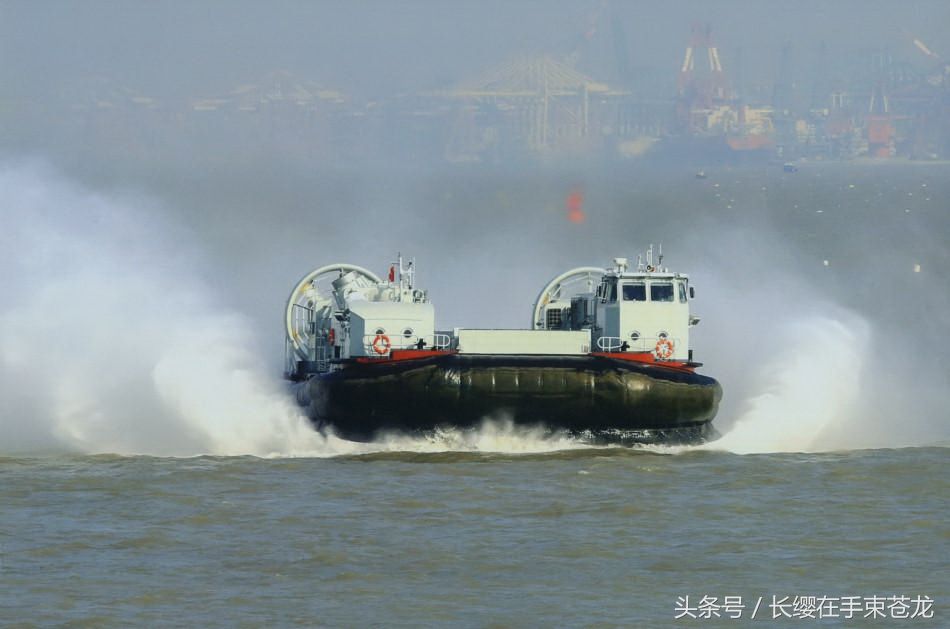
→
(372, 334, 392, 355)
(327, 328, 336, 345)
(654, 338, 675, 359)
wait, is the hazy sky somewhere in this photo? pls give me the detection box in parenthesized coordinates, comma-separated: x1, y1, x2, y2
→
(2, 0, 948, 101)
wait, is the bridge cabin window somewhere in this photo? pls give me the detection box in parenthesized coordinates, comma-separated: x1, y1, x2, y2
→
(622, 282, 646, 301)
(546, 308, 563, 329)
(650, 282, 674, 302)
(678, 281, 688, 303)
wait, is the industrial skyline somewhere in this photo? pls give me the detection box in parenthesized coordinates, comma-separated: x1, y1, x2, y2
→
(2, 2, 948, 164)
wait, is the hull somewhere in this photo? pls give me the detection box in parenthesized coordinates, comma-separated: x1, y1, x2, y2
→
(295, 354, 722, 445)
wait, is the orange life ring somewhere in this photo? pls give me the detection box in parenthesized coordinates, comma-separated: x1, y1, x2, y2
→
(372, 334, 392, 355)
(654, 337, 674, 359)
(327, 328, 336, 345)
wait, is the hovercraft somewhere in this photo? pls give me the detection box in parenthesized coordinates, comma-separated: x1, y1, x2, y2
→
(285, 247, 721, 445)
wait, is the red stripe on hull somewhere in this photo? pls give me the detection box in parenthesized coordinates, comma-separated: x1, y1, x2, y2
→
(355, 350, 696, 373)
(589, 351, 696, 372)
(355, 349, 456, 364)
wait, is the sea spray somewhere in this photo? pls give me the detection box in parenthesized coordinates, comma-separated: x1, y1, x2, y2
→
(687, 220, 948, 454)
(368, 416, 595, 454)
(706, 315, 869, 454)
(0, 163, 326, 456)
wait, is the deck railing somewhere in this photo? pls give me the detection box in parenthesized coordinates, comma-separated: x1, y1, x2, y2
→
(361, 333, 453, 356)
(596, 335, 681, 358)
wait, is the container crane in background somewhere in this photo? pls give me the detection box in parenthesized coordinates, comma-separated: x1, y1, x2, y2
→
(905, 32, 948, 87)
(676, 22, 732, 134)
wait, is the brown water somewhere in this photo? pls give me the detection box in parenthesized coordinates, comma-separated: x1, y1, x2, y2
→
(1, 446, 946, 626)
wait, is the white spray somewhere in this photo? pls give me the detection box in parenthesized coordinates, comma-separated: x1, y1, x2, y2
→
(705, 315, 869, 453)
(0, 163, 332, 456)
(686, 221, 947, 455)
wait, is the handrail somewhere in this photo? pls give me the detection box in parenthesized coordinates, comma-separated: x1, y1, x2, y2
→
(596, 335, 682, 358)
(596, 336, 623, 351)
(361, 333, 453, 356)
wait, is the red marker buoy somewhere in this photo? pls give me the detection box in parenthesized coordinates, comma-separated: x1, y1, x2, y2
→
(566, 189, 586, 224)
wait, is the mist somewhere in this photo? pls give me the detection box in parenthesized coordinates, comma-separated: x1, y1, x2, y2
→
(3, 1, 950, 168)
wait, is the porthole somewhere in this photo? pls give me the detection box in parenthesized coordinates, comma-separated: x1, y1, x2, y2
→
(658, 331, 669, 339)
(403, 328, 414, 338)
(374, 327, 386, 335)
(629, 331, 640, 341)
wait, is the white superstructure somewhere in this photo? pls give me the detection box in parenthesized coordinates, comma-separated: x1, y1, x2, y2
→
(532, 245, 699, 361)
(285, 255, 440, 374)
(285, 246, 701, 378)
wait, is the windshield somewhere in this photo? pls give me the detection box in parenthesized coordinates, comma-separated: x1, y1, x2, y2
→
(650, 282, 674, 302)
(622, 282, 646, 301)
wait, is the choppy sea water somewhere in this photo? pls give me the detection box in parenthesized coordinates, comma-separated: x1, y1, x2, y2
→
(1, 445, 946, 627)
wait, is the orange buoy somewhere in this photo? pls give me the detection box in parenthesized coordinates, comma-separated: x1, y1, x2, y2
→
(566, 189, 586, 224)
(372, 334, 392, 355)
(654, 338, 674, 359)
